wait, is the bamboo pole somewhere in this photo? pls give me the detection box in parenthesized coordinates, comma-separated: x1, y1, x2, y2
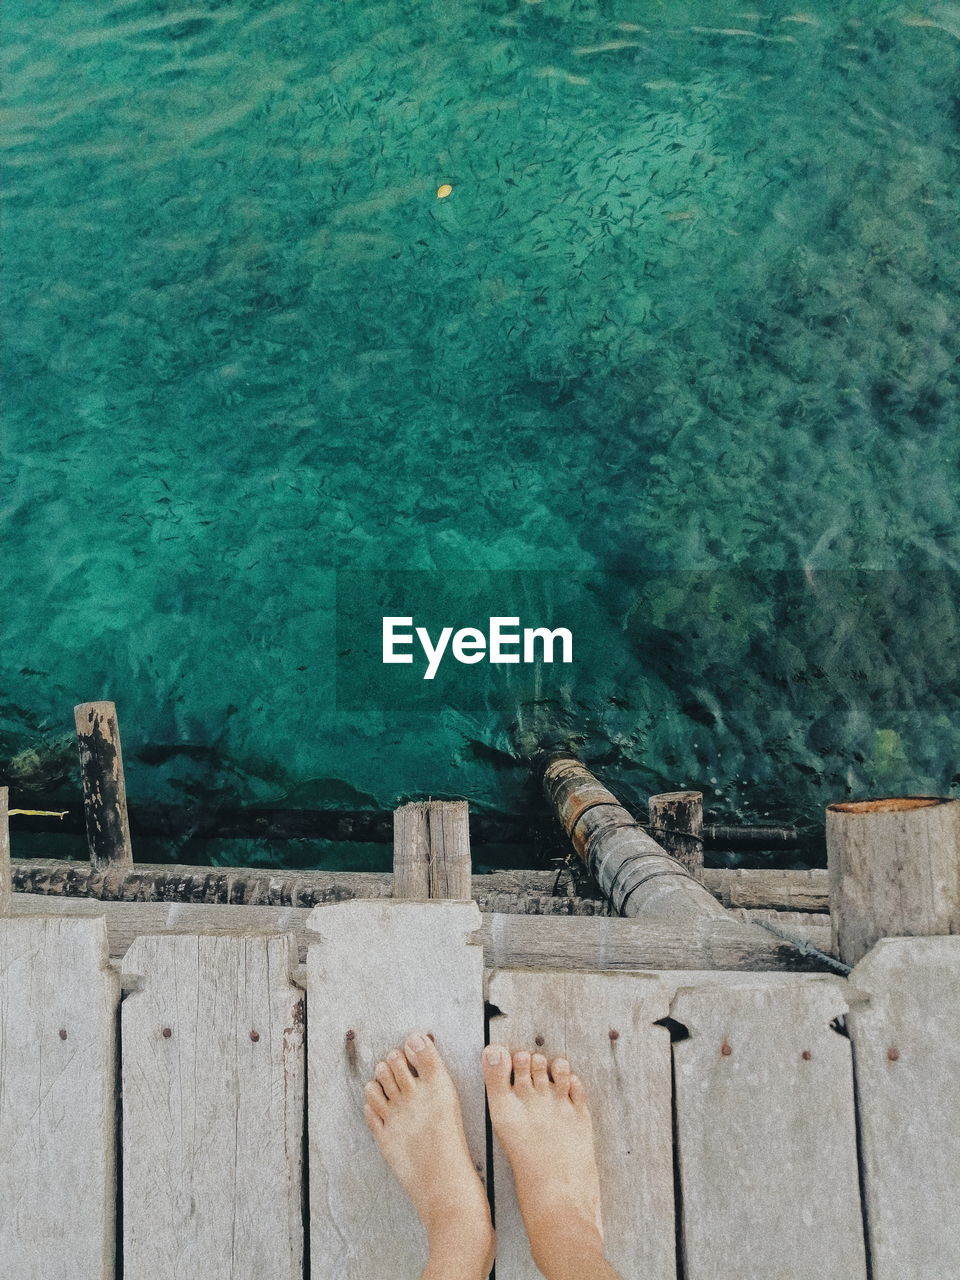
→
(542, 755, 741, 926)
(74, 701, 133, 869)
(827, 796, 960, 965)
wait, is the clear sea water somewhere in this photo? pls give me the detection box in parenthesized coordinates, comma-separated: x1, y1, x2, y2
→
(3, 0, 959, 867)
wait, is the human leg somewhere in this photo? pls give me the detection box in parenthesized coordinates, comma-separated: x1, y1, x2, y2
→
(364, 1032, 495, 1280)
(483, 1045, 624, 1280)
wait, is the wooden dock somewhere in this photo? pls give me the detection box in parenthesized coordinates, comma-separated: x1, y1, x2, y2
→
(2, 903, 958, 1279)
(1, 717, 958, 1278)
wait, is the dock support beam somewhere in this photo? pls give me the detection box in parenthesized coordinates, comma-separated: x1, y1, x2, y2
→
(648, 790, 704, 876)
(827, 796, 960, 965)
(74, 702, 134, 870)
(393, 800, 472, 900)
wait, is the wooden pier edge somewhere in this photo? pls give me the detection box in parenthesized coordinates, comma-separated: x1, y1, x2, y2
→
(6, 892, 833, 973)
(8, 857, 830, 914)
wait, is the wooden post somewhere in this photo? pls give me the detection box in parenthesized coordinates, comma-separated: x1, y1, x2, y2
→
(0, 787, 10, 916)
(648, 790, 704, 876)
(392, 800, 472, 900)
(827, 797, 960, 966)
(74, 701, 134, 869)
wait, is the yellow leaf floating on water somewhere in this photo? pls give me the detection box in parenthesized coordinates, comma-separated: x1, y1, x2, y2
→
(437, 184, 453, 199)
(9, 809, 69, 818)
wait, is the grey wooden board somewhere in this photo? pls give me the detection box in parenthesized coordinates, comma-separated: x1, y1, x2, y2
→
(672, 981, 867, 1280)
(8, 892, 828, 971)
(121, 934, 304, 1280)
(0, 916, 118, 1279)
(847, 937, 960, 1278)
(487, 970, 675, 1280)
(305, 901, 485, 1279)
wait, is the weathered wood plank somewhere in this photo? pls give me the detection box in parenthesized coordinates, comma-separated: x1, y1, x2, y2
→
(426, 800, 472, 898)
(486, 971, 675, 1280)
(702, 868, 829, 913)
(306, 901, 485, 1278)
(0, 916, 118, 1279)
(731, 908, 834, 954)
(847, 937, 960, 1278)
(120, 934, 304, 1279)
(393, 801, 432, 898)
(74, 701, 134, 868)
(828, 797, 960, 964)
(481, 912, 829, 972)
(672, 981, 867, 1279)
(8, 894, 834, 972)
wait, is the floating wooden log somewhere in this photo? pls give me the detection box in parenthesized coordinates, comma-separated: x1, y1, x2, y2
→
(827, 796, 960, 965)
(393, 800, 471, 899)
(648, 790, 704, 875)
(74, 701, 133, 869)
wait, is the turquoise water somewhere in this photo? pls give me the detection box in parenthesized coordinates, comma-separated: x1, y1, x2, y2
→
(3, 1, 959, 860)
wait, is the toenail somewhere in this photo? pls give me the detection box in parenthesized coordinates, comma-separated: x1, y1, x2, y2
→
(387, 1050, 401, 1060)
(408, 1034, 426, 1051)
(555, 1058, 569, 1072)
(515, 1052, 529, 1063)
(485, 1047, 501, 1064)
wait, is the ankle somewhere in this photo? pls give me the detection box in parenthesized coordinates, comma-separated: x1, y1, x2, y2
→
(423, 1216, 495, 1279)
(525, 1210, 606, 1278)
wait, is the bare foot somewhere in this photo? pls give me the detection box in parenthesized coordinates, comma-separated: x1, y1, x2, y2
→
(483, 1045, 621, 1280)
(364, 1032, 495, 1280)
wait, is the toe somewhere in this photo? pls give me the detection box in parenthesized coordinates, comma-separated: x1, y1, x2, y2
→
(550, 1057, 572, 1097)
(482, 1043, 512, 1095)
(387, 1048, 415, 1094)
(531, 1053, 550, 1091)
(363, 1101, 384, 1132)
(569, 1073, 588, 1110)
(404, 1031, 441, 1081)
(364, 1080, 390, 1121)
(375, 1060, 399, 1101)
(512, 1050, 533, 1095)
